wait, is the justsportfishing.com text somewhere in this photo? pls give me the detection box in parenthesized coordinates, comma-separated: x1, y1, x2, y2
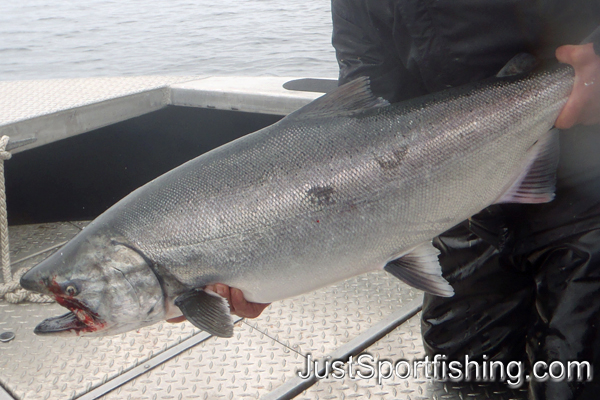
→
(297, 354, 593, 387)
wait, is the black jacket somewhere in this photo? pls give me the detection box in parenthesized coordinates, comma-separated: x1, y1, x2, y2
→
(332, 2, 600, 400)
(332, 0, 600, 102)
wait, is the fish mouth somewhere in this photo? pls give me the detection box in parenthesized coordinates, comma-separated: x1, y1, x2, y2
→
(34, 299, 106, 335)
(34, 311, 90, 335)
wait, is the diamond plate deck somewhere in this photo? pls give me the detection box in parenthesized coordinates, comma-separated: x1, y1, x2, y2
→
(0, 300, 214, 400)
(0, 77, 198, 127)
(0, 76, 202, 154)
(6, 222, 85, 279)
(100, 322, 308, 400)
(300, 313, 528, 400)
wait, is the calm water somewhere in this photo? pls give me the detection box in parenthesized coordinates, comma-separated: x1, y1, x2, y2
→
(0, 0, 338, 81)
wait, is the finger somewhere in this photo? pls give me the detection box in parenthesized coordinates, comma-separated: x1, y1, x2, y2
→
(230, 288, 270, 318)
(555, 43, 600, 129)
(555, 94, 584, 129)
(166, 315, 187, 323)
(555, 45, 581, 129)
(212, 283, 233, 309)
(556, 45, 579, 65)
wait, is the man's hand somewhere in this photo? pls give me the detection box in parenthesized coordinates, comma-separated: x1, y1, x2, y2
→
(555, 43, 600, 129)
(167, 284, 271, 323)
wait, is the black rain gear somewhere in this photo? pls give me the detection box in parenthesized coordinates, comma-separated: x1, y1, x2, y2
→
(332, 1, 600, 398)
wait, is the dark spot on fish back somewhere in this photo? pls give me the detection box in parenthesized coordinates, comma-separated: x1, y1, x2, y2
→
(375, 147, 408, 170)
(307, 185, 336, 206)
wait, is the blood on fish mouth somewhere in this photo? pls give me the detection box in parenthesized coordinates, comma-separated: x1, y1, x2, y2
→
(34, 277, 106, 335)
(34, 298, 106, 335)
(53, 296, 105, 333)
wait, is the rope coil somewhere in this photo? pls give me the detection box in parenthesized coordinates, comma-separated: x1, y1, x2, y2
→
(0, 135, 54, 304)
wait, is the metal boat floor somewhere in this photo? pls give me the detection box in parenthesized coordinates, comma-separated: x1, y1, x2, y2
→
(0, 222, 527, 399)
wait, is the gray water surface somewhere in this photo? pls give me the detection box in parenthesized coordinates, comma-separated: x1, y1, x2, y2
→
(0, 0, 338, 80)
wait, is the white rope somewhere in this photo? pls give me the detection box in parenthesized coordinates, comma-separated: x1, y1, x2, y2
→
(0, 136, 54, 304)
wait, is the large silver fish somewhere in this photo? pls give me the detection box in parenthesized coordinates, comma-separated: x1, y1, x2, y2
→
(21, 61, 574, 337)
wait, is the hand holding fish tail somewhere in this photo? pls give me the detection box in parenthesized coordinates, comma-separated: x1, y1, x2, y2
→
(167, 284, 270, 323)
(555, 42, 600, 129)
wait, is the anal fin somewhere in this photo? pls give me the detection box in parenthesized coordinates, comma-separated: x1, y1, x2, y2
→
(384, 242, 454, 297)
(174, 289, 234, 338)
(495, 129, 560, 204)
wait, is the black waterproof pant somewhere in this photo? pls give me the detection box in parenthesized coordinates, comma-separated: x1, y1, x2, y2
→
(422, 125, 600, 400)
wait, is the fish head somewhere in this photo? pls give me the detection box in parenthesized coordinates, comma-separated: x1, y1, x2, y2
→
(20, 228, 165, 336)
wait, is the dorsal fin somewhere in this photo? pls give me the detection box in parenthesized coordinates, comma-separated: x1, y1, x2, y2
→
(284, 76, 390, 121)
(496, 53, 539, 77)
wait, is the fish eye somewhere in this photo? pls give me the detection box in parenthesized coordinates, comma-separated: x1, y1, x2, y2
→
(65, 285, 78, 297)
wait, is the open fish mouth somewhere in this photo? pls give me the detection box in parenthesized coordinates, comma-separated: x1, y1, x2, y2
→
(34, 303, 106, 335)
(34, 312, 90, 335)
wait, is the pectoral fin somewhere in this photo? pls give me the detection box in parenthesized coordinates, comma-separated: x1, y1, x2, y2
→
(174, 289, 234, 337)
(384, 242, 454, 297)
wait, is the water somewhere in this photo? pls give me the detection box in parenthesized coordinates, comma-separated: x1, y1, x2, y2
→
(0, 0, 338, 81)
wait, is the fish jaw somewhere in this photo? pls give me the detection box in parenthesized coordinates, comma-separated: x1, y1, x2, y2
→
(21, 227, 167, 336)
(33, 311, 104, 336)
